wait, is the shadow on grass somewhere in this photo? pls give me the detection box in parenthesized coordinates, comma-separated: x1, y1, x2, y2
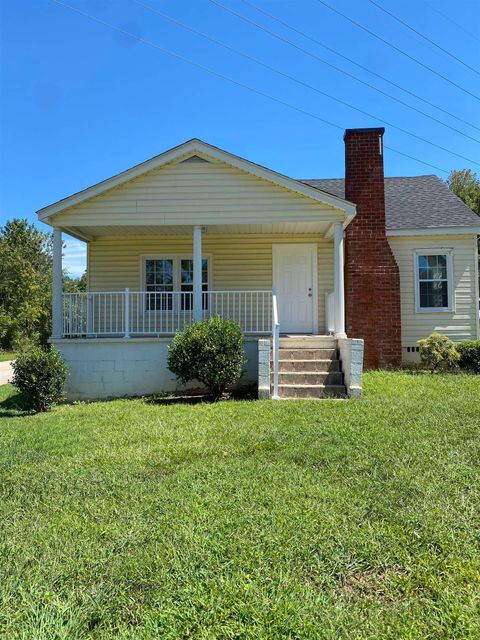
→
(145, 385, 258, 406)
(0, 390, 32, 418)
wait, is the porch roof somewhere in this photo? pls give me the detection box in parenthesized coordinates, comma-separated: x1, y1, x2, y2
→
(56, 221, 341, 242)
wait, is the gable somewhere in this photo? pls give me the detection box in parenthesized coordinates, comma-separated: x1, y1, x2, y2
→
(48, 154, 346, 228)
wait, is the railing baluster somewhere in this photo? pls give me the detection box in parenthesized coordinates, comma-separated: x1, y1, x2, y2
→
(124, 288, 130, 339)
(62, 290, 274, 338)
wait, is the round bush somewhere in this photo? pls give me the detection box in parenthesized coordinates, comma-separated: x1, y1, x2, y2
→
(12, 347, 68, 412)
(457, 340, 480, 373)
(167, 316, 246, 399)
(418, 332, 460, 372)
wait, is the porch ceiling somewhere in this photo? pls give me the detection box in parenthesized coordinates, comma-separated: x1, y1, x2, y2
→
(62, 221, 335, 241)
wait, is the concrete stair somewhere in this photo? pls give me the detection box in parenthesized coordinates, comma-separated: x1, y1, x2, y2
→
(272, 336, 346, 399)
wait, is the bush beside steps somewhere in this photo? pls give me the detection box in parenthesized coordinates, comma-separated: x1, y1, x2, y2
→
(167, 316, 246, 400)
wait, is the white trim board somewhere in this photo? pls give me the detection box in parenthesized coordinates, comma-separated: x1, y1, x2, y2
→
(388, 226, 480, 237)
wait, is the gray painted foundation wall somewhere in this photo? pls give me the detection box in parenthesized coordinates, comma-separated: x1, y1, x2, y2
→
(52, 338, 259, 401)
(337, 337, 364, 397)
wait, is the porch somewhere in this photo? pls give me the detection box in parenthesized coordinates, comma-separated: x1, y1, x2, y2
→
(51, 224, 349, 400)
(52, 224, 346, 340)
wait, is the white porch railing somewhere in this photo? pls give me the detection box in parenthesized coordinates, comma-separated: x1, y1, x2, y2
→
(62, 290, 274, 337)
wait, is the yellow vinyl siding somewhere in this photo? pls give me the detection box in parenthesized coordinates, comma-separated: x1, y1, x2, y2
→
(388, 234, 479, 356)
(88, 234, 334, 333)
(52, 159, 342, 227)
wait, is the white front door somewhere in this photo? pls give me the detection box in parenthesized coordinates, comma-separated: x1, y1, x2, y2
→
(273, 244, 317, 333)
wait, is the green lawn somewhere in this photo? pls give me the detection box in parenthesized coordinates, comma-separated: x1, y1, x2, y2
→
(0, 372, 479, 639)
(0, 350, 16, 362)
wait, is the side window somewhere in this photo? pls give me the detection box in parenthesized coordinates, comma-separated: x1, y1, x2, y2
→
(415, 251, 452, 311)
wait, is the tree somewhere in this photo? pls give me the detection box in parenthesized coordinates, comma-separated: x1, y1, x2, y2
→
(0, 219, 53, 349)
(63, 271, 87, 293)
(446, 170, 480, 216)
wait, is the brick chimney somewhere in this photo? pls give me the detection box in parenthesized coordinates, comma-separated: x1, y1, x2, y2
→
(344, 128, 401, 368)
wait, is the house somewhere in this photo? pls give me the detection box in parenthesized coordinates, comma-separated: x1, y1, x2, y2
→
(37, 128, 480, 400)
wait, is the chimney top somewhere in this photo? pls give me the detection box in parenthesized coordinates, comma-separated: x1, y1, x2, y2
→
(343, 127, 385, 141)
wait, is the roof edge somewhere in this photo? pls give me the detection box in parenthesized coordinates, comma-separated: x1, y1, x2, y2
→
(387, 226, 480, 236)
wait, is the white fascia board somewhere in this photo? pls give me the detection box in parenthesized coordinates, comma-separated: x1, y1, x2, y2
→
(387, 226, 480, 237)
(37, 139, 356, 221)
(60, 227, 93, 242)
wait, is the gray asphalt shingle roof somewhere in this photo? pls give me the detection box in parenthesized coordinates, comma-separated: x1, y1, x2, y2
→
(301, 175, 480, 230)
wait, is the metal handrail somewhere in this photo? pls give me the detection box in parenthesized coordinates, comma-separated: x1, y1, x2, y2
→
(272, 290, 280, 400)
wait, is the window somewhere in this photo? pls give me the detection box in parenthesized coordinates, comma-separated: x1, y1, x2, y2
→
(145, 259, 173, 310)
(143, 256, 210, 311)
(415, 250, 453, 312)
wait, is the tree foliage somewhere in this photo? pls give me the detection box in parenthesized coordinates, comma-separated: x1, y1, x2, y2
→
(446, 169, 480, 216)
(63, 271, 87, 293)
(0, 218, 87, 350)
(0, 219, 53, 349)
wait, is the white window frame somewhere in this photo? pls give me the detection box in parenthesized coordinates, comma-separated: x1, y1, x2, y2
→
(140, 254, 212, 312)
(414, 248, 454, 313)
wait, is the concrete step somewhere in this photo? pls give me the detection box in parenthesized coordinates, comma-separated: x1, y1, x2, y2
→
(275, 371, 344, 385)
(278, 358, 341, 372)
(279, 336, 336, 349)
(278, 384, 346, 399)
(276, 348, 337, 360)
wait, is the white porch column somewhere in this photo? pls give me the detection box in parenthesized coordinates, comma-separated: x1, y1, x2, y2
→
(193, 225, 203, 322)
(333, 222, 346, 338)
(52, 227, 63, 338)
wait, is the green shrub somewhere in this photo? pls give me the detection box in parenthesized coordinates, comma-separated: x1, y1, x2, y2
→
(168, 316, 246, 399)
(418, 332, 460, 372)
(457, 340, 480, 373)
(0, 310, 20, 350)
(12, 347, 68, 412)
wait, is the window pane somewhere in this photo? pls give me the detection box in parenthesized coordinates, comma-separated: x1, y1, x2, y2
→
(418, 255, 428, 269)
(419, 281, 448, 308)
(180, 259, 208, 310)
(181, 259, 209, 286)
(419, 267, 429, 280)
(145, 259, 173, 311)
(181, 259, 193, 285)
(431, 265, 447, 280)
(159, 260, 173, 286)
(418, 254, 447, 281)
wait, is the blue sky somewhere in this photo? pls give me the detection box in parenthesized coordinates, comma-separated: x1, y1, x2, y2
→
(1, 0, 479, 276)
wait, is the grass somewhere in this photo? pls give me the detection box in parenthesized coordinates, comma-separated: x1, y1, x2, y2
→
(0, 371, 479, 639)
(0, 350, 16, 362)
